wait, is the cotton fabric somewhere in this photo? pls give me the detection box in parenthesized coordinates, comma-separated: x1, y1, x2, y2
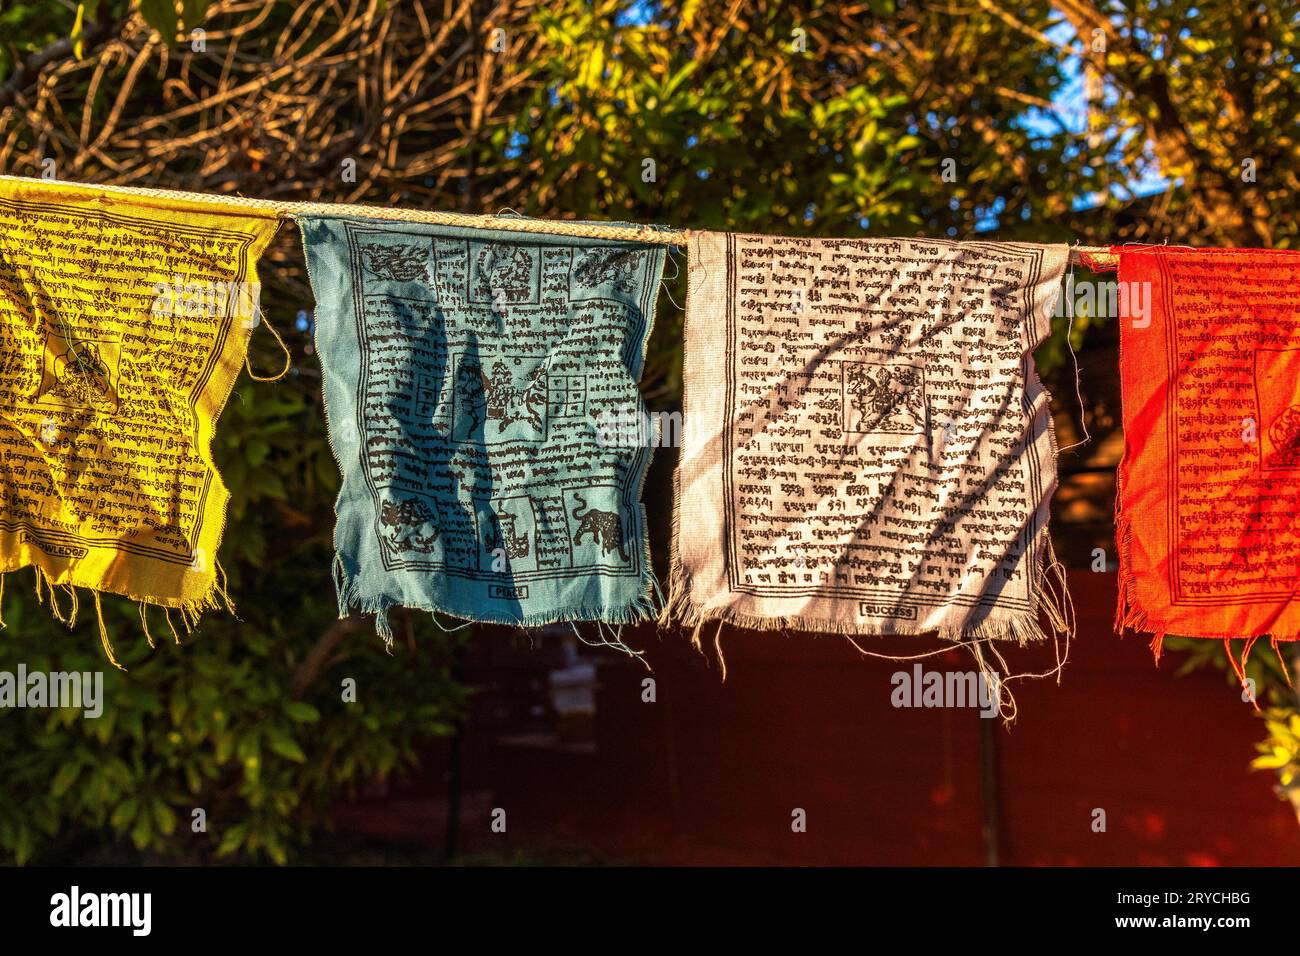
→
(668, 233, 1070, 643)
(299, 216, 666, 636)
(1113, 246, 1300, 647)
(0, 177, 278, 658)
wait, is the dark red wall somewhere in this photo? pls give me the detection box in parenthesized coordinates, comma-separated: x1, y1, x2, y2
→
(336, 571, 1300, 865)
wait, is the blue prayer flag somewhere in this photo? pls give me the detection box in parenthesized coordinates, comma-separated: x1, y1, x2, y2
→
(299, 217, 666, 637)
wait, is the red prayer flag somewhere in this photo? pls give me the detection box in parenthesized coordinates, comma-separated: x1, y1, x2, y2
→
(1113, 246, 1300, 668)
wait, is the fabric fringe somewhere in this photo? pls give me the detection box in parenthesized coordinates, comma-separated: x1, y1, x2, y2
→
(214, 559, 236, 619)
(662, 523, 1076, 722)
(713, 620, 727, 682)
(662, 562, 1073, 647)
(92, 592, 123, 671)
(333, 552, 658, 657)
(430, 614, 473, 634)
(967, 639, 1014, 723)
(1108, 368, 1170, 658)
(1222, 636, 1265, 712)
(1273, 637, 1296, 688)
(1113, 466, 1164, 651)
(17, 565, 236, 669)
(163, 608, 181, 645)
(139, 602, 155, 649)
(663, 552, 1074, 722)
(569, 621, 651, 668)
(1117, 493, 1300, 692)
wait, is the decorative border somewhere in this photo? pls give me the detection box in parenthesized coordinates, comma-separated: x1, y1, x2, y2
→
(343, 221, 656, 585)
(718, 235, 1044, 612)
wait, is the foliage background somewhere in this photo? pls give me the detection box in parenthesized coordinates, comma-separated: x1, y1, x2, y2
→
(0, 0, 1296, 862)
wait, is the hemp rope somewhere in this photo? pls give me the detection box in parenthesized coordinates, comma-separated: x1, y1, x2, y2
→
(0, 174, 1117, 264)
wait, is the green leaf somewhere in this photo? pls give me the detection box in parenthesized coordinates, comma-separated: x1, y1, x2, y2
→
(265, 727, 307, 763)
(215, 825, 246, 857)
(51, 761, 81, 798)
(265, 835, 288, 866)
(110, 797, 139, 831)
(138, 0, 177, 37)
(14, 828, 34, 866)
(245, 438, 270, 467)
(284, 701, 320, 723)
(153, 801, 177, 836)
(181, 0, 211, 31)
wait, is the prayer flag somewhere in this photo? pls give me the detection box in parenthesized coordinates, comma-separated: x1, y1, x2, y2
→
(1111, 246, 1300, 661)
(298, 216, 666, 638)
(668, 233, 1071, 645)
(0, 177, 279, 663)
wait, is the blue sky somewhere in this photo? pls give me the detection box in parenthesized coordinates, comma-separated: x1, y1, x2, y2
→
(1017, 18, 1172, 210)
(602, 4, 1174, 222)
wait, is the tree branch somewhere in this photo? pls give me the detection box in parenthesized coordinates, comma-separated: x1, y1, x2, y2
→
(0, 13, 118, 112)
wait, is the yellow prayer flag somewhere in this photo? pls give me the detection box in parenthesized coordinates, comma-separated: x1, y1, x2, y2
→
(0, 176, 280, 663)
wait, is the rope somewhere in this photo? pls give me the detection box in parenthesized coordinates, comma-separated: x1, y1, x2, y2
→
(0, 174, 682, 245)
(0, 174, 1115, 261)
(245, 314, 292, 382)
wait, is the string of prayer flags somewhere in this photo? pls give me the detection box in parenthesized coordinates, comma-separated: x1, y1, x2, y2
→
(0, 177, 280, 664)
(1107, 246, 1300, 670)
(298, 216, 667, 639)
(13, 169, 1300, 693)
(666, 234, 1073, 647)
